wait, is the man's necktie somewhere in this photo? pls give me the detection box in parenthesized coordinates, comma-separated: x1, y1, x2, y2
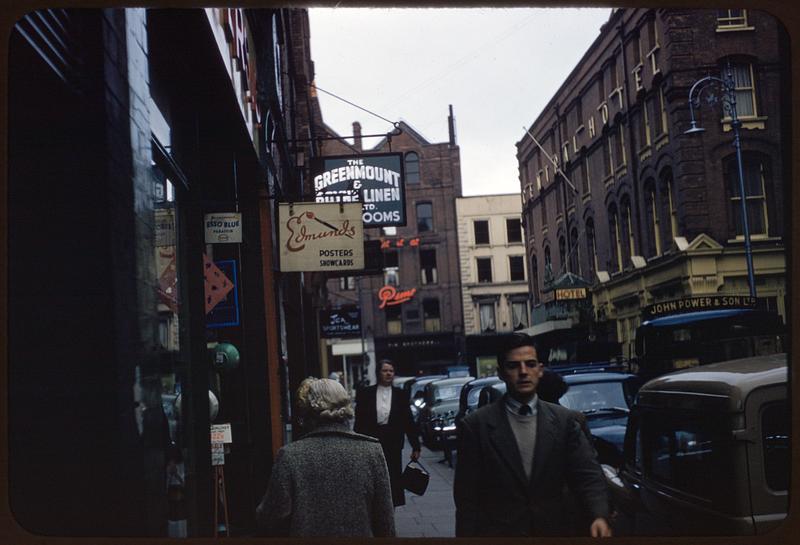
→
(518, 405, 532, 416)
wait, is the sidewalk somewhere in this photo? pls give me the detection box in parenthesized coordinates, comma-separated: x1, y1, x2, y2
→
(394, 443, 456, 538)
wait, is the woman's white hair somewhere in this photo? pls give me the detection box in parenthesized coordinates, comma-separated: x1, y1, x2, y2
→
(296, 377, 354, 423)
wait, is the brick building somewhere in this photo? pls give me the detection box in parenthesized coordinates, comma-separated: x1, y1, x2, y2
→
(318, 109, 464, 386)
(517, 8, 789, 358)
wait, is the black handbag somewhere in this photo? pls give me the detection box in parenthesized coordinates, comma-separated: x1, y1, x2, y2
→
(401, 460, 430, 496)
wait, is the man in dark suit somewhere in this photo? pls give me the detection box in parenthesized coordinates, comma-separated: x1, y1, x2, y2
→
(453, 333, 612, 537)
(354, 359, 421, 506)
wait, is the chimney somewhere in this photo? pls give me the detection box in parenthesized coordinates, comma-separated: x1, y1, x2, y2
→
(353, 121, 362, 151)
(448, 105, 457, 146)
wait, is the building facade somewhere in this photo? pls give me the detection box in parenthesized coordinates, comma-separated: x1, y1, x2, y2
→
(456, 194, 530, 376)
(319, 111, 464, 385)
(516, 8, 789, 359)
(8, 7, 315, 537)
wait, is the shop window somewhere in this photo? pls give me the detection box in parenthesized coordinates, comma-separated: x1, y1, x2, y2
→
(405, 152, 420, 183)
(476, 257, 493, 283)
(420, 249, 437, 285)
(479, 302, 496, 333)
(339, 276, 355, 290)
(474, 219, 490, 245)
(511, 301, 529, 331)
(423, 298, 441, 333)
(506, 218, 522, 243)
(509, 255, 525, 282)
(416, 202, 433, 232)
(725, 153, 769, 237)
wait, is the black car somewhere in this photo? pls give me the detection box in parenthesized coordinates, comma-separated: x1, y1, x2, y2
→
(418, 376, 474, 447)
(403, 374, 447, 423)
(454, 375, 504, 432)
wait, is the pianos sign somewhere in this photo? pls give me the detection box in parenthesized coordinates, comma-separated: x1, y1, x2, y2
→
(311, 153, 406, 227)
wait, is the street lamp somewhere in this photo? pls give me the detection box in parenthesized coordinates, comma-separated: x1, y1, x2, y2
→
(684, 62, 756, 298)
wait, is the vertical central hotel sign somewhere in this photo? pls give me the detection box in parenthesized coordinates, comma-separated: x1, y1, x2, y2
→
(310, 152, 406, 227)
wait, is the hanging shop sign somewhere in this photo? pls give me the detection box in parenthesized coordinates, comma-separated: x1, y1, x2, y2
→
(554, 287, 588, 301)
(320, 307, 362, 338)
(204, 212, 242, 244)
(643, 295, 757, 319)
(310, 152, 406, 227)
(279, 202, 364, 272)
(378, 285, 417, 309)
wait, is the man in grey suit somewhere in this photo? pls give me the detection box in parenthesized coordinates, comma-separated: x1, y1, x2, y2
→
(453, 333, 612, 537)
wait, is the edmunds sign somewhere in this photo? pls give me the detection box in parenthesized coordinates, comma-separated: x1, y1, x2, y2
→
(310, 153, 406, 227)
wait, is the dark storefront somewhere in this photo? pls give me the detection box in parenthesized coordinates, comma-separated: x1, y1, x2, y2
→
(7, 8, 293, 537)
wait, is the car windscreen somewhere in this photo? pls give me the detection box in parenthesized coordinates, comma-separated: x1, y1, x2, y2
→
(559, 381, 629, 413)
(434, 385, 461, 402)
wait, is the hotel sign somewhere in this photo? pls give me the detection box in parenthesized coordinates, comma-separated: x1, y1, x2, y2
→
(644, 295, 757, 319)
(311, 153, 406, 227)
(279, 203, 364, 272)
(554, 287, 588, 301)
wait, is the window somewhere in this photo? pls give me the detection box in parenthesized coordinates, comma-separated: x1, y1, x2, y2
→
(655, 86, 668, 136)
(541, 193, 549, 229)
(544, 246, 553, 282)
(506, 218, 522, 243)
(420, 249, 438, 285)
(640, 100, 652, 149)
(383, 249, 398, 269)
(762, 401, 789, 491)
(613, 128, 626, 168)
(531, 255, 540, 305)
(474, 220, 490, 244)
(384, 267, 399, 287)
(646, 185, 662, 257)
(511, 301, 529, 331)
(726, 62, 757, 118)
(339, 276, 355, 290)
(423, 298, 441, 333)
(597, 71, 605, 103)
(624, 199, 635, 263)
(665, 176, 680, 242)
(609, 206, 622, 272)
(476, 258, 493, 283)
(726, 153, 769, 237)
(642, 411, 735, 502)
(646, 18, 660, 74)
(570, 227, 581, 275)
(416, 202, 433, 232)
(586, 219, 598, 276)
(405, 152, 420, 183)
(559, 236, 567, 273)
(581, 156, 590, 195)
(386, 305, 402, 335)
(479, 302, 496, 333)
(603, 136, 612, 176)
(717, 9, 748, 29)
(509, 255, 525, 282)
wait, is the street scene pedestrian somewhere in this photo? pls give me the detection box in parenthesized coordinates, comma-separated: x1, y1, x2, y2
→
(255, 378, 394, 537)
(453, 333, 612, 537)
(354, 359, 421, 506)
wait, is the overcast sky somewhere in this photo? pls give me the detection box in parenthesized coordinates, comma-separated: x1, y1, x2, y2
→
(308, 7, 613, 196)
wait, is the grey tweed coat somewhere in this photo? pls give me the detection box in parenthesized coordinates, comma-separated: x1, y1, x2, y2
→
(255, 421, 395, 537)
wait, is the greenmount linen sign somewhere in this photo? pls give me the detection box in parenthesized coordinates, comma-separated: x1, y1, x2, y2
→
(310, 152, 406, 227)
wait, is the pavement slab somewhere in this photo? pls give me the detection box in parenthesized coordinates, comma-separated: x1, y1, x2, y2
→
(395, 443, 456, 538)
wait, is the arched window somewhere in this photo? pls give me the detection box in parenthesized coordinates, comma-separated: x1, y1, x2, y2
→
(531, 254, 540, 305)
(609, 205, 622, 272)
(405, 152, 420, 183)
(570, 227, 581, 275)
(558, 236, 567, 274)
(586, 218, 597, 277)
(544, 246, 553, 284)
(662, 171, 679, 243)
(644, 181, 662, 257)
(621, 196, 635, 266)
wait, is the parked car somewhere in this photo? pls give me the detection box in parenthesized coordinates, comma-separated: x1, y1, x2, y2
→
(559, 372, 639, 466)
(403, 374, 447, 423)
(603, 353, 788, 536)
(392, 376, 415, 389)
(418, 376, 474, 447)
(454, 375, 504, 432)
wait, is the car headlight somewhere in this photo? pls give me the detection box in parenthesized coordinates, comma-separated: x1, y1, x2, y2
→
(442, 424, 456, 432)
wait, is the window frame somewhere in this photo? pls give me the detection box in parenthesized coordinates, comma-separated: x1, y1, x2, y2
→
(416, 201, 434, 232)
(509, 255, 525, 282)
(405, 151, 420, 183)
(476, 257, 493, 283)
(473, 219, 490, 245)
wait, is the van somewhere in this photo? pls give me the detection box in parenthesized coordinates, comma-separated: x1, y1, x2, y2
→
(603, 353, 788, 536)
